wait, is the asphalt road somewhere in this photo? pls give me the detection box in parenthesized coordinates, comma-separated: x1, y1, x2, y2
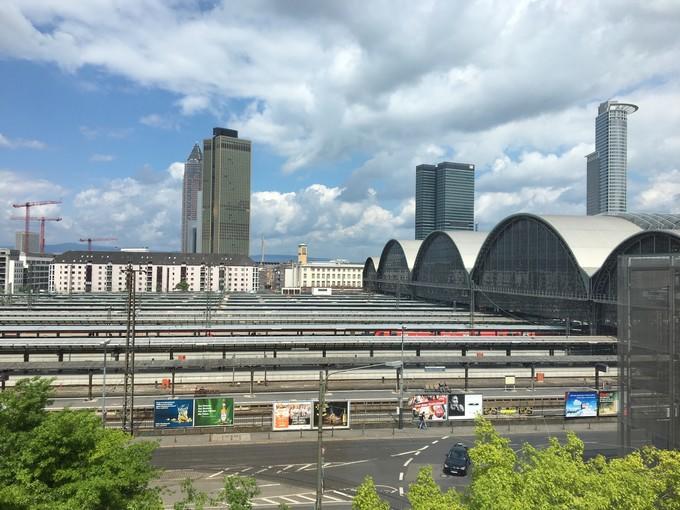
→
(152, 428, 623, 509)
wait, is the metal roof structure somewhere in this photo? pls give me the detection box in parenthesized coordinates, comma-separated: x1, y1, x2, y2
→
(608, 213, 680, 231)
(378, 240, 423, 272)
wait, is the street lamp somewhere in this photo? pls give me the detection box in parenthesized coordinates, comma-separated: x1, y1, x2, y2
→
(399, 324, 405, 430)
(315, 360, 402, 510)
(100, 339, 112, 427)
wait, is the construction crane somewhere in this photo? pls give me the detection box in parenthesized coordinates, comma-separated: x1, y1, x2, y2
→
(12, 200, 62, 253)
(11, 216, 63, 254)
(79, 237, 118, 252)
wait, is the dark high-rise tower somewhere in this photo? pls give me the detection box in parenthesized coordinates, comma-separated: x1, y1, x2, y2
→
(201, 128, 251, 256)
(181, 143, 203, 253)
(415, 164, 436, 240)
(415, 161, 475, 239)
(587, 100, 638, 215)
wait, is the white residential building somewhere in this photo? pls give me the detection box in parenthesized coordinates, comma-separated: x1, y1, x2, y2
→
(50, 251, 258, 293)
(0, 248, 53, 293)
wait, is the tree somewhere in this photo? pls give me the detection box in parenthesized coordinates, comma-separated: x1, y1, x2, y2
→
(0, 377, 162, 510)
(173, 479, 210, 510)
(175, 280, 190, 291)
(407, 466, 463, 510)
(218, 474, 260, 510)
(352, 476, 389, 510)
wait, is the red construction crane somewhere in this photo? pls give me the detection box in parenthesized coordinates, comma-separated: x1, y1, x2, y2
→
(11, 200, 61, 253)
(11, 216, 63, 254)
(79, 237, 118, 252)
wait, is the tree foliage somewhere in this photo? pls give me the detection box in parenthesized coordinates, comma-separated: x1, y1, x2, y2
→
(218, 474, 260, 510)
(0, 377, 162, 510)
(407, 466, 463, 510)
(353, 476, 389, 510)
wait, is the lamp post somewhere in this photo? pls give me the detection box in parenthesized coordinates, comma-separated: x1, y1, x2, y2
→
(100, 339, 112, 427)
(316, 361, 401, 510)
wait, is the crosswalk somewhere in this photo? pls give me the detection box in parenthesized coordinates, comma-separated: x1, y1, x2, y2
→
(207, 459, 371, 478)
(252, 488, 356, 507)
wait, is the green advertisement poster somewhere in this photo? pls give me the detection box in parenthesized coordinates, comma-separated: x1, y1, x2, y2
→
(195, 397, 234, 426)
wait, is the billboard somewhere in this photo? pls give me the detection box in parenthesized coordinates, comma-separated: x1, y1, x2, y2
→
(409, 394, 448, 421)
(598, 390, 619, 417)
(565, 391, 598, 418)
(272, 401, 313, 431)
(154, 399, 194, 428)
(195, 398, 234, 427)
(313, 400, 350, 429)
(448, 393, 483, 420)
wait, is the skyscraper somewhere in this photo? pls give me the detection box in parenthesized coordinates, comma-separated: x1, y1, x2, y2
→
(415, 161, 475, 239)
(586, 100, 638, 215)
(415, 164, 436, 240)
(181, 143, 203, 253)
(201, 128, 251, 256)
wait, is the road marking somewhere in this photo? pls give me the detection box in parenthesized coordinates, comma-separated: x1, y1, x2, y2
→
(324, 493, 342, 502)
(254, 468, 267, 474)
(296, 463, 314, 472)
(241, 467, 253, 473)
(332, 490, 353, 499)
(281, 465, 294, 471)
(391, 450, 418, 457)
(414, 451, 420, 456)
(207, 470, 224, 479)
(431, 440, 439, 444)
(297, 494, 315, 502)
(442, 435, 449, 440)
(257, 483, 280, 488)
(399, 472, 404, 481)
(404, 458, 413, 467)
(418, 445, 429, 451)
(399, 487, 404, 496)
(260, 497, 279, 505)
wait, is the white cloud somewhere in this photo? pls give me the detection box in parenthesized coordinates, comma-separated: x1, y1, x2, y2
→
(89, 153, 115, 162)
(139, 113, 178, 130)
(0, 132, 46, 149)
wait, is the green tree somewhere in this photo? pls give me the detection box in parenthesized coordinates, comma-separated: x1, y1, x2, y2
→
(352, 476, 389, 510)
(173, 478, 210, 510)
(217, 474, 260, 510)
(0, 377, 162, 510)
(175, 280, 190, 291)
(407, 466, 463, 510)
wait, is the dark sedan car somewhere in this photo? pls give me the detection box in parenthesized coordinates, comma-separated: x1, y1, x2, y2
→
(443, 443, 471, 475)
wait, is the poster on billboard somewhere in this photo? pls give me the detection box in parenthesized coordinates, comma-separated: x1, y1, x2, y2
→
(598, 391, 619, 416)
(272, 401, 313, 431)
(154, 399, 194, 428)
(408, 394, 448, 421)
(565, 391, 599, 418)
(448, 393, 484, 420)
(313, 401, 350, 429)
(195, 397, 234, 427)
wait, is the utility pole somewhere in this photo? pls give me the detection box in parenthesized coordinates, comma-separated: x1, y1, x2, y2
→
(315, 370, 326, 510)
(399, 324, 405, 429)
(121, 265, 138, 435)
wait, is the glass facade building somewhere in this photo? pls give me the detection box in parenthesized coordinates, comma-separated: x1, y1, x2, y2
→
(619, 254, 680, 450)
(587, 101, 638, 215)
(415, 161, 474, 239)
(201, 128, 251, 256)
(181, 143, 203, 253)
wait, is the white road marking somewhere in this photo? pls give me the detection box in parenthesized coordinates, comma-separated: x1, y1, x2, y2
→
(297, 494, 316, 502)
(281, 465, 294, 471)
(414, 451, 420, 456)
(404, 458, 413, 467)
(240, 467, 253, 473)
(207, 470, 224, 479)
(418, 445, 429, 451)
(260, 497, 279, 505)
(442, 435, 450, 440)
(323, 493, 342, 502)
(431, 440, 439, 444)
(296, 463, 314, 472)
(399, 487, 404, 496)
(279, 496, 299, 503)
(331, 490, 353, 499)
(399, 472, 404, 481)
(254, 468, 267, 474)
(391, 450, 418, 457)
(257, 483, 280, 488)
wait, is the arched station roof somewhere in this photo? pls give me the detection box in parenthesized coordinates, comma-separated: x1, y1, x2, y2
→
(474, 213, 642, 277)
(412, 231, 488, 277)
(591, 230, 680, 301)
(377, 240, 423, 276)
(608, 213, 680, 231)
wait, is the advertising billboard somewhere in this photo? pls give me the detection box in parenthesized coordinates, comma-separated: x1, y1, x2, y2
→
(598, 390, 619, 417)
(313, 401, 350, 429)
(272, 401, 313, 431)
(409, 394, 448, 421)
(195, 397, 234, 427)
(154, 399, 194, 428)
(565, 391, 598, 418)
(448, 393, 483, 420)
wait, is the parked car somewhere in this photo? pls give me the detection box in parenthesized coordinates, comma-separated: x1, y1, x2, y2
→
(443, 443, 471, 475)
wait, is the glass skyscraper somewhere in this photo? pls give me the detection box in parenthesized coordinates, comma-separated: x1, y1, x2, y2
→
(415, 161, 475, 240)
(201, 128, 251, 256)
(587, 100, 638, 215)
(181, 143, 203, 253)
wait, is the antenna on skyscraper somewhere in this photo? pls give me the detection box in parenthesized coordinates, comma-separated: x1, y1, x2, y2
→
(260, 235, 265, 266)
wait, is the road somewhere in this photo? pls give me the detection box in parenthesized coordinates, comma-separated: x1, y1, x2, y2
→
(152, 427, 622, 509)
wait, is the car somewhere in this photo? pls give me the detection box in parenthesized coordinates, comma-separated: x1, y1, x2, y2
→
(443, 443, 471, 476)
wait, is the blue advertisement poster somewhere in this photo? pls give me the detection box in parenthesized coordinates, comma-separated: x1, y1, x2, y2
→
(154, 399, 194, 428)
(564, 391, 598, 418)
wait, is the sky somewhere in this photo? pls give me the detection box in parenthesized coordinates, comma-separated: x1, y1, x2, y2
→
(1, 0, 679, 261)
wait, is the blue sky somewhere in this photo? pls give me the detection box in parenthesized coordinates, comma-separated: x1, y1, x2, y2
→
(1, 1, 679, 259)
